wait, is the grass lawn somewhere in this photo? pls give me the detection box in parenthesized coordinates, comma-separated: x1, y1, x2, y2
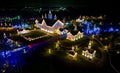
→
(11, 30, 52, 44)
(23, 30, 47, 38)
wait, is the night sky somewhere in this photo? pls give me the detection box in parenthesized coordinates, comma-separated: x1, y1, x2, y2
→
(0, 0, 119, 8)
(0, 0, 120, 17)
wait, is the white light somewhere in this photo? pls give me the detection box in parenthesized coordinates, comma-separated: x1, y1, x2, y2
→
(82, 51, 84, 55)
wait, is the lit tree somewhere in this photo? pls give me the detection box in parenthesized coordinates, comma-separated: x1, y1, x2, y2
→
(56, 41, 60, 49)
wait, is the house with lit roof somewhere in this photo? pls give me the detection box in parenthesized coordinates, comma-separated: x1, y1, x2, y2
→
(66, 31, 84, 41)
(35, 19, 65, 34)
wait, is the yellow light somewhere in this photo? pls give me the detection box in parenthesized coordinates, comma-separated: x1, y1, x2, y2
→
(117, 51, 120, 54)
(48, 49, 52, 54)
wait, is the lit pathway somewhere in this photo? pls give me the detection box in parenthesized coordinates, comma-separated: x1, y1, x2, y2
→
(27, 34, 65, 49)
(11, 34, 65, 53)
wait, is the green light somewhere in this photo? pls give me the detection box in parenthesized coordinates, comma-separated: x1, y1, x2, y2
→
(17, 16, 20, 20)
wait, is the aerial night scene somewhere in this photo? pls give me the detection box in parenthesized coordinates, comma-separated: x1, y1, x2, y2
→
(0, 0, 120, 73)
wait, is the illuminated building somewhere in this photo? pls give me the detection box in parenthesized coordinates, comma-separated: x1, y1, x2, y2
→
(72, 45, 78, 51)
(12, 23, 30, 29)
(82, 49, 96, 59)
(41, 10, 57, 20)
(66, 31, 84, 41)
(81, 20, 101, 35)
(82, 40, 95, 59)
(60, 29, 68, 35)
(48, 10, 53, 19)
(35, 19, 64, 34)
(54, 14, 57, 20)
(76, 17, 84, 23)
(0, 22, 12, 28)
(35, 19, 39, 24)
(68, 51, 77, 59)
(17, 29, 30, 35)
(67, 46, 78, 60)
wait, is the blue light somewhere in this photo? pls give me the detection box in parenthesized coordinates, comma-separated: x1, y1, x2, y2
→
(89, 30, 94, 34)
(1, 52, 5, 58)
(12, 25, 18, 28)
(65, 22, 69, 25)
(30, 18, 35, 20)
(96, 31, 100, 34)
(7, 52, 22, 67)
(108, 27, 114, 32)
(82, 21, 88, 25)
(24, 24, 29, 28)
(10, 44, 14, 48)
(115, 28, 119, 32)
(65, 22, 71, 26)
(12, 25, 22, 29)
(21, 23, 29, 28)
(104, 30, 107, 32)
(11, 46, 28, 53)
(1, 51, 11, 58)
(48, 13, 52, 19)
(0, 45, 29, 68)
(5, 51, 11, 57)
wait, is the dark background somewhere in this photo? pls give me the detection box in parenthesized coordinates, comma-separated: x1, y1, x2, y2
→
(0, 0, 119, 8)
(0, 0, 120, 19)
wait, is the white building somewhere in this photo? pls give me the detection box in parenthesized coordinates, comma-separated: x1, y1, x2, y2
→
(82, 49, 96, 59)
(17, 29, 30, 35)
(76, 17, 84, 23)
(35, 19, 65, 34)
(66, 31, 84, 41)
(35, 19, 39, 24)
(82, 40, 96, 59)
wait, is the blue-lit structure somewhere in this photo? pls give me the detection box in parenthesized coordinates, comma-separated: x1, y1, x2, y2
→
(0, 32, 53, 72)
(12, 23, 30, 29)
(48, 10, 53, 20)
(81, 21, 101, 35)
(0, 45, 30, 72)
(81, 20, 120, 35)
(0, 34, 29, 72)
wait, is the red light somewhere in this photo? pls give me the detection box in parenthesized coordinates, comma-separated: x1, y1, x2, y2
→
(28, 44, 32, 49)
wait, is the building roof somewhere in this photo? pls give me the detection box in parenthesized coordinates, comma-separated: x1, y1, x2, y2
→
(83, 47, 95, 54)
(40, 19, 64, 29)
(52, 20, 64, 28)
